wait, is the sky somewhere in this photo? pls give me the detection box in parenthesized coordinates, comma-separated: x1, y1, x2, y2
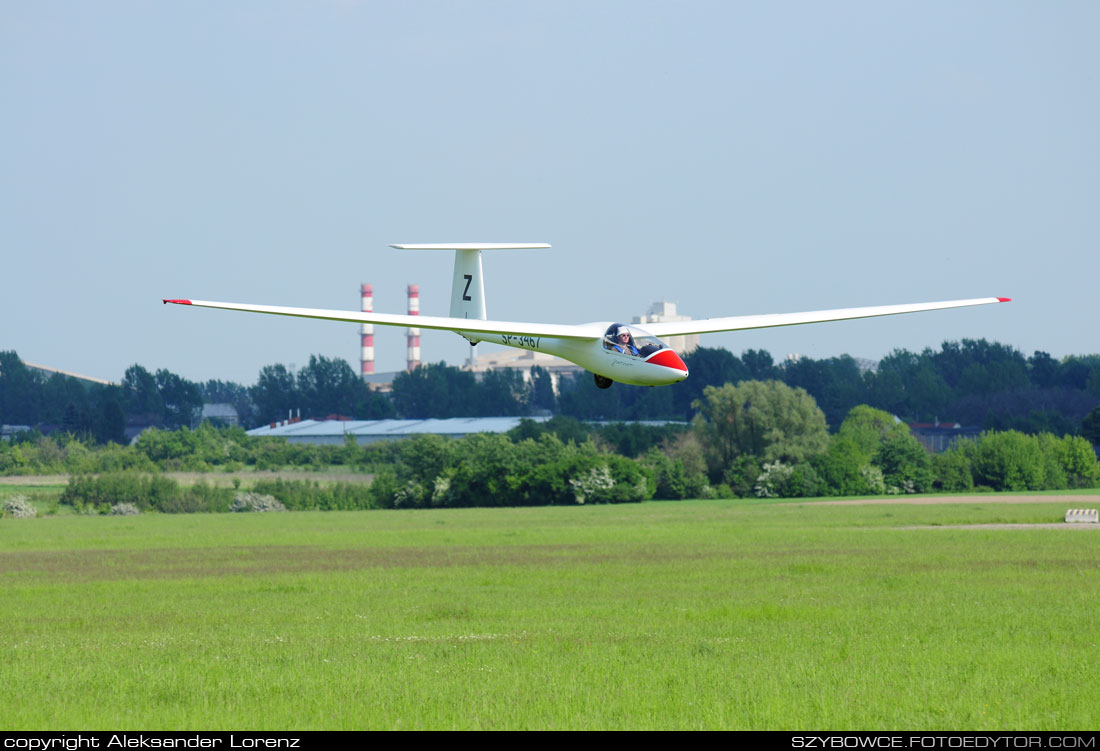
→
(3, 1, 1097, 385)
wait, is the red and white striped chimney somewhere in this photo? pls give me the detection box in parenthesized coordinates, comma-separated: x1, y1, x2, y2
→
(406, 283, 420, 370)
(360, 283, 374, 376)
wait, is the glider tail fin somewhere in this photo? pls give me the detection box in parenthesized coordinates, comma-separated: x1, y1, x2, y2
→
(388, 243, 550, 321)
(450, 248, 487, 321)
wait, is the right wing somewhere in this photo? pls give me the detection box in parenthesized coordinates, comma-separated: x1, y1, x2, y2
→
(641, 297, 1011, 338)
(162, 299, 602, 340)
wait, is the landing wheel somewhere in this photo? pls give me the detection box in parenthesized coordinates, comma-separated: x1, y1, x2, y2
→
(594, 374, 613, 389)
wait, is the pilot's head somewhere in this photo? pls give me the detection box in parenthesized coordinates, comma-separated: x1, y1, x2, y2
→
(616, 327, 631, 342)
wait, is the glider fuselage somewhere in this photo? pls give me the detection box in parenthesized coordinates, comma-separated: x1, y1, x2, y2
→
(465, 327, 689, 386)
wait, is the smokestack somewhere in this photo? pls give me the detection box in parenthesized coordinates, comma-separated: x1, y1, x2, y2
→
(407, 283, 420, 370)
(360, 283, 374, 376)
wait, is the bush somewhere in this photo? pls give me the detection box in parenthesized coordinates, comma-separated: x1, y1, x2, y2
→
(961, 431, 1045, 491)
(231, 492, 287, 512)
(250, 479, 375, 511)
(3, 495, 38, 518)
(363, 432, 654, 508)
(723, 455, 762, 498)
(1050, 434, 1100, 488)
(786, 462, 823, 498)
(874, 433, 934, 494)
(61, 473, 232, 513)
(754, 462, 791, 498)
(642, 448, 689, 500)
(932, 449, 974, 492)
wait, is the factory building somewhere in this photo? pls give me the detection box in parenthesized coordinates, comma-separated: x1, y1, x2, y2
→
(462, 349, 582, 396)
(248, 416, 551, 445)
(632, 302, 699, 355)
(21, 361, 114, 386)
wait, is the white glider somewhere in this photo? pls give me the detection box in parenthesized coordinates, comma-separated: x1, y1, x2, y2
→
(165, 244, 1010, 389)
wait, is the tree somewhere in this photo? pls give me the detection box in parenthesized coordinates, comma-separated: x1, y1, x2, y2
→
(94, 395, 127, 445)
(874, 432, 934, 493)
(156, 369, 203, 429)
(932, 449, 974, 492)
(1027, 351, 1061, 389)
(812, 437, 873, 496)
(741, 349, 777, 381)
(0, 351, 44, 425)
(529, 366, 556, 412)
(122, 365, 164, 425)
(391, 362, 479, 418)
(962, 431, 1045, 491)
(1049, 434, 1100, 488)
(41, 372, 90, 427)
(782, 355, 868, 429)
(837, 405, 909, 461)
(1060, 357, 1093, 390)
(251, 364, 298, 424)
(934, 339, 1029, 395)
(1082, 406, 1100, 446)
(558, 370, 627, 420)
(672, 347, 747, 418)
(478, 368, 530, 416)
(296, 355, 369, 418)
(202, 379, 257, 427)
(691, 380, 829, 481)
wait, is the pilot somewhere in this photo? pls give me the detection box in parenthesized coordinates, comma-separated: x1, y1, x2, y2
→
(611, 327, 639, 356)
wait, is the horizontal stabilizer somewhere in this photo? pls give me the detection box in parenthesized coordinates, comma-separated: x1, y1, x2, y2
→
(389, 243, 550, 251)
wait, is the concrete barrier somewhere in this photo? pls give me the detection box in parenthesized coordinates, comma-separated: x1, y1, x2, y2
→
(1064, 508, 1099, 523)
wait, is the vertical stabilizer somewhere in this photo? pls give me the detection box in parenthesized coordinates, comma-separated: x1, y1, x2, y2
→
(388, 243, 550, 321)
(450, 248, 486, 320)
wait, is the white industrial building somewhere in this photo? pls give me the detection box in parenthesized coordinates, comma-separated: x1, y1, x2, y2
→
(632, 301, 699, 355)
(247, 416, 551, 445)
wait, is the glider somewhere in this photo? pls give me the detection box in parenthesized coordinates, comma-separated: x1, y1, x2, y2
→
(164, 243, 1010, 389)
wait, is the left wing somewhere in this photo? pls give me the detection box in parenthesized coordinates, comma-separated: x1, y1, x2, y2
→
(162, 299, 602, 340)
(642, 297, 1011, 338)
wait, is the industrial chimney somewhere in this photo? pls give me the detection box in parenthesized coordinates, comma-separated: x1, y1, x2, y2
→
(360, 283, 374, 376)
(407, 284, 420, 370)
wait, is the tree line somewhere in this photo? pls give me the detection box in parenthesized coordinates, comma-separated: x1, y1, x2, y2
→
(36, 383, 1100, 515)
(3, 339, 1100, 443)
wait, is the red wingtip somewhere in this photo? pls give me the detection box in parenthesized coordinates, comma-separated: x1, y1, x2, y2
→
(997, 297, 1012, 302)
(163, 299, 192, 305)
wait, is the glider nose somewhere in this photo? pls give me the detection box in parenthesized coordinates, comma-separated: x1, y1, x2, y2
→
(645, 349, 689, 380)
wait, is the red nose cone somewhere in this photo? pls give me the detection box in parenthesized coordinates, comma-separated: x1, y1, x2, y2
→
(646, 349, 688, 373)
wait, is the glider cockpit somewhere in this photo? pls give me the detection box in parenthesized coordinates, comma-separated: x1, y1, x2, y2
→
(603, 323, 668, 357)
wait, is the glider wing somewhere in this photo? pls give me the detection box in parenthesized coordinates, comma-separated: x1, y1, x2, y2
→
(162, 299, 600, 340)
(641, 297, 1011, 338)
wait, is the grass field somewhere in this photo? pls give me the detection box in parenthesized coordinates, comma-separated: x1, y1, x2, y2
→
(2, 494, 1099, 730)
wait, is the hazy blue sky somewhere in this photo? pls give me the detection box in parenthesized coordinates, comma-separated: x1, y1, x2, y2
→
(3, 1, 1097, 385)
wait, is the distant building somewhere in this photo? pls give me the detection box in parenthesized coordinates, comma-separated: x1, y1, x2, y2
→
(464, 349, 583, 396)
(355, 350, 584, 395)
(21, 361, 114, 386)
(1, 425, 33, 440)
(907, 420, 982, 453)
(247, 416, 551, 445)
(357, 371, 403, 393)
(201, 403, 239, 427)
(632, 301, 699, 355)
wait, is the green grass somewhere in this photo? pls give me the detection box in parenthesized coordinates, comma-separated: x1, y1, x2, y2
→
(0, 484, 66, 515)
(2, 496, 1099, 729)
